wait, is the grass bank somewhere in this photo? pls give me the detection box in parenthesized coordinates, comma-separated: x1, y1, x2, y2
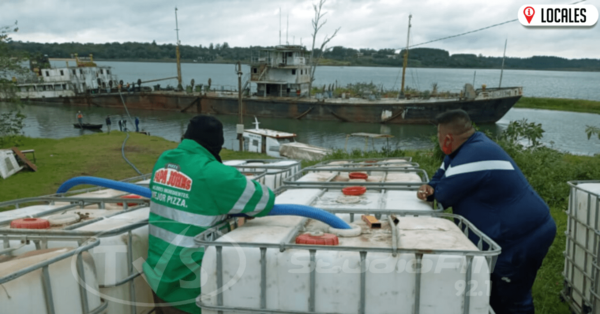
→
(516, 97, 600, 115)
(0, 132, 269, 203)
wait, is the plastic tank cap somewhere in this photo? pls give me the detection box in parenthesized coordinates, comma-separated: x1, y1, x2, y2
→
(296, 232, 339, 245)
(342, 186, 367, 196)
(117, 194, 143, 207)
(10, 218, 51, 229)
(349, 172, 368, 180)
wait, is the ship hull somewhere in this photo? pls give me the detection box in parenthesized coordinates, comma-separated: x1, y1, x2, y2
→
(22, 93, 521, 125)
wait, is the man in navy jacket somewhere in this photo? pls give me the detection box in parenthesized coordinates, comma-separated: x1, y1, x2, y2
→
(417, 109, 556, 314)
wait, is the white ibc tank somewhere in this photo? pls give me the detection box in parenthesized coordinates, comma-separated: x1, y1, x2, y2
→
(224, 159, 301, 190)
(0, 248, 103, 314)
(563, 182, 600, 312)
(0, 203, 153, 314)
(198, 189, 495, 314)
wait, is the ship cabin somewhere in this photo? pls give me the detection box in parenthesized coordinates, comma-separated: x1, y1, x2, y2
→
(250, 45, 311, 98)
(14, 54, 119, 99)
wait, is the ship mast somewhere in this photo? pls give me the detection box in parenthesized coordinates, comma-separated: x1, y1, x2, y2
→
(499, 39, 507, 88)
(175, 7, 182, 89)
(400, 14, 412, 98)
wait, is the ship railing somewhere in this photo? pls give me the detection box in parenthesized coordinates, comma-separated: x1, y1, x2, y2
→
(251, 56, 272, 64)
(194, 210, 501, 314)
(0, 234, 108, 314)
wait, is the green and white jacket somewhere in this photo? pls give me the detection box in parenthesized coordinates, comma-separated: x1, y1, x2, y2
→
(143, 139, 275, 313)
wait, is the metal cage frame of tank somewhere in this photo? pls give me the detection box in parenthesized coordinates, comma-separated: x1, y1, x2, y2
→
(312, 161, 420, 170)
(0, 173, 153, 210)
(0, 234, 108, 314)
(274, 185, 443, 216)
(561, 180, 600, 314)
(194, 211, 501, 314)
(313, 157, 413, 167)
(225, 160, 299, 189)
(282, 166, 430, 188)
(0, 195, 152, 314)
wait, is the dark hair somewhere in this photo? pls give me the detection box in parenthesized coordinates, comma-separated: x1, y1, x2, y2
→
(435, 109, 473, 133)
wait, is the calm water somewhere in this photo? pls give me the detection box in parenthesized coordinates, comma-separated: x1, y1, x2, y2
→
(1, 102, 599, 156)
(4, 62, 599, 155)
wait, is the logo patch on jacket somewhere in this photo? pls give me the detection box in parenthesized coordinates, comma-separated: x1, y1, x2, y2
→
(153, 167, 192, 191)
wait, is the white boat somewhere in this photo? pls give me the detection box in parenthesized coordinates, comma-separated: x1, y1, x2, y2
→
(242, 117, 331, 160)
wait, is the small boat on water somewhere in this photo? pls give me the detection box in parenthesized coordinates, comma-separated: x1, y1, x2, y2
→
(73, 123, 103, 130)
(242, 117, 330, 160)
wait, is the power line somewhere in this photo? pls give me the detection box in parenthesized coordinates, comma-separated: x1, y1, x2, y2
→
(404, 0, 587, 49)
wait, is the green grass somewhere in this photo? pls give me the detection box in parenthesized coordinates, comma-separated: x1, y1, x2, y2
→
(0, 132, 269, 203)
(516, 97, 600, 115)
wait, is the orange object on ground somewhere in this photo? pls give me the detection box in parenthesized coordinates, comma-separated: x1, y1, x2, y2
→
(349, 172, 368, 180)
(10, 218, 50, 229)
(342, 186, 367, 196)
(295, 232, 339, 245)
(361, 215, 382, 228)
(117, 194, 143, 207)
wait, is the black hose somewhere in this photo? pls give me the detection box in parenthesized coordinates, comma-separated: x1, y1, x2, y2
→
(118, 91, 142, 175)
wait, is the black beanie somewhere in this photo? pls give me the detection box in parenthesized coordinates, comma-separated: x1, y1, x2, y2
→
(183, 115, 224, 163)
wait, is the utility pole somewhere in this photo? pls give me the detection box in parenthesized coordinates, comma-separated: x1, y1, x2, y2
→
(175, 7, 182, 89)
(236, 62, 244, 151)
(400, 14, 412, 98)
(499, 39, 507, 88)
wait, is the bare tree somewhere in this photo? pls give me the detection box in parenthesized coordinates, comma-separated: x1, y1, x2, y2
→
(308, 0, 340, 96)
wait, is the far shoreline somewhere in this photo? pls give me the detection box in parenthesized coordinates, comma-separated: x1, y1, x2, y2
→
(92, 59, 600, 73)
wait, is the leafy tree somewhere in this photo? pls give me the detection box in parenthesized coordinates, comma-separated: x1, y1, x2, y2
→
(0, 22, 28, 147)
(586, 126, 600, 140)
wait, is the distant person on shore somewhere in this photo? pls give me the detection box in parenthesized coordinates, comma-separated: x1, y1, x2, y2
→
(105, 116, 112, 134)
(135, 117, 140, 132)
(118, 120, 123, 131)
(76, 111, 83, 126)
(123, 119, 128, 131)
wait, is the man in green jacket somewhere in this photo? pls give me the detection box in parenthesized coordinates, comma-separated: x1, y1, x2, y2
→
(143, 115, 276, 313)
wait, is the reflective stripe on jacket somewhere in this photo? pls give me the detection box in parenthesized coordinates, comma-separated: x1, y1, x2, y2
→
(143, 139, 275, 313)
(427, 132, 551, 247)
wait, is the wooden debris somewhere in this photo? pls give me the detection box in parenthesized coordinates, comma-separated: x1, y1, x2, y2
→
(11, 147, 37, 172)
(361, 215, 381, 229)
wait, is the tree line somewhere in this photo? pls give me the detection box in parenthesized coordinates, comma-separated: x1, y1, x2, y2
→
(7, 41, 600, 71)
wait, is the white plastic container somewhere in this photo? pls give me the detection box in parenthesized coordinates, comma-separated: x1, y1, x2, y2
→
(0, 195, 153, 314)
(196, 188, 499, 314)
(563, 181, 600, 313)
(0, 242, 104, 314)
(224, 159, 301, 190)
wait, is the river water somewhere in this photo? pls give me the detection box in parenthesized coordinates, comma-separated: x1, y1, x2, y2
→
(2, 62, 599, 155)
(1, 102, 598, 156)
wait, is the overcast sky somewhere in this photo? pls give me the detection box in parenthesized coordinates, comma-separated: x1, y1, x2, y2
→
(1, 0, 598, 59)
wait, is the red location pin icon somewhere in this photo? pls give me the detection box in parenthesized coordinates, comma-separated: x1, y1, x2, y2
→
(523, 6, 535, 24)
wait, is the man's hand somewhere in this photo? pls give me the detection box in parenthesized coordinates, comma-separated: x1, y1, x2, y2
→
(417, 184, 434, 200)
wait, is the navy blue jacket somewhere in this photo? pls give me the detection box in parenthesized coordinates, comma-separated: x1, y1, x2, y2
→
(428, 132, 551, 248)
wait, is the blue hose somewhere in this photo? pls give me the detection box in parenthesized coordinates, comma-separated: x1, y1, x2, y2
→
(56, 177, 351, 229)
(56, 176, 152, 198)
(269, 204, 352, 229)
